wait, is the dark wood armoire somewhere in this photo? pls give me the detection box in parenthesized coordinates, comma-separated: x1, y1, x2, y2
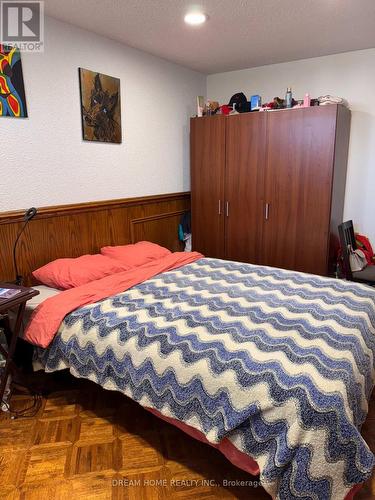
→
(190, 105, 351, 275)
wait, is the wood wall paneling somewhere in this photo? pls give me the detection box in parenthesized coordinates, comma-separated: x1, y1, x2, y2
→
(130, 211, 187, 252)
(0, 192, 190, 286)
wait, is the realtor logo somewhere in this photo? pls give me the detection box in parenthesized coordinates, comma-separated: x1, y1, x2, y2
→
(1, 1, 44, 52)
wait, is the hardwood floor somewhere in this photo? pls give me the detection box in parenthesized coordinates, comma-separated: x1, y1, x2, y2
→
(0, 373, 374, 499)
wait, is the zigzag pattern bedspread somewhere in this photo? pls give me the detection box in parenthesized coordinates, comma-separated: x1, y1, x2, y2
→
(36, 257, 375, 499)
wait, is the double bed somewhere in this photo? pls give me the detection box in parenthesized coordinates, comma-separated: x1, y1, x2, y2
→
(22, 250, 375, 500)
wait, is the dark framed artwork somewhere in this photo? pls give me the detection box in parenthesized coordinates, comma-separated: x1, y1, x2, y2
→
(79, 68, 121, 143)
(0, 45, 28, 117)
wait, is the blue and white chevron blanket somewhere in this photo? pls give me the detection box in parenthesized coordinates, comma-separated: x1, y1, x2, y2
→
(36, 258, 375, 499)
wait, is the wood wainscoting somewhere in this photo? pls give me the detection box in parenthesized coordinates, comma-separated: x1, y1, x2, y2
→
(0, 192, 190, 286)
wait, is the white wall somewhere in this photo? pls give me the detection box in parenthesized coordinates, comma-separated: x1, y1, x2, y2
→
(0, 16, 205, 211)
(207, 49, 375, 243)
(2, 19, 374, 243)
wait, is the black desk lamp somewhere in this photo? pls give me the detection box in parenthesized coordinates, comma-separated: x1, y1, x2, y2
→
(13, 207, 38, 285)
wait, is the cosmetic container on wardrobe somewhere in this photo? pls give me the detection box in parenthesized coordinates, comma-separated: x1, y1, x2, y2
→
(285, 87, 293, 108)
(304, 93, 311, 107)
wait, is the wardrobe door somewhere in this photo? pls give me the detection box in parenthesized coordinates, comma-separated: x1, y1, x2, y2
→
(190, 116, 226, 258)
(263, 106, 337, 275)
(225, 113, 267, 263)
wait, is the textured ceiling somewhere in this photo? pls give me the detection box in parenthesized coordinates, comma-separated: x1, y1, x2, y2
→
(44, 0, 375, 74)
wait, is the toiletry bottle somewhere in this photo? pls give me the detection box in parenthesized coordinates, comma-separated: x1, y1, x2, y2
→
(285, 87, 292, 108)
(206, 100, 211, 116)
(303, 93, 311, 108)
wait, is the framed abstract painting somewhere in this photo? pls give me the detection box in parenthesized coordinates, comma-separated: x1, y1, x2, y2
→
(0, 45, 28, 118)
(79, 68, 122, 143)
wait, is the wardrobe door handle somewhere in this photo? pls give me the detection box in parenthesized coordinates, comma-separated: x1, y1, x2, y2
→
(265, 203, 270, 220)
(226, 202, 229, 217)
(218, 200, 222, 215)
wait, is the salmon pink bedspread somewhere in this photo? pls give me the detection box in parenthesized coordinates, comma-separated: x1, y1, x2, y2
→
(25, 251, 203, 348)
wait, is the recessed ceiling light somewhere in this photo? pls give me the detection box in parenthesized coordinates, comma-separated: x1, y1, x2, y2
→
(184, 12, 207, 26)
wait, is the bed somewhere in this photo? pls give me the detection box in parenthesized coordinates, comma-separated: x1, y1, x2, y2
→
(25, 254, 375, 500)
(17, 285, 61, 323)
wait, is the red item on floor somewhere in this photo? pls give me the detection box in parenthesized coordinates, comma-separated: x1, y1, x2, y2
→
(355, 234, 375, 265)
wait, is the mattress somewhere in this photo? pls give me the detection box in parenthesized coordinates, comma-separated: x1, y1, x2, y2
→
(35, 257, 375, 499)
(7, 285, 61, 327)
(22, 285, 61, 324)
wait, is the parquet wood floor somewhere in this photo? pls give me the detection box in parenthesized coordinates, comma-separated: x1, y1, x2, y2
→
(0, 372, 374, 500)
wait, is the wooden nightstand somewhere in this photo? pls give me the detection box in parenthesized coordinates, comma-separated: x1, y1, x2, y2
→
(0, 283, 39, 407)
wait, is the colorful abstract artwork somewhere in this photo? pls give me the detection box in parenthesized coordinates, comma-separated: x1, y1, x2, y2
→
(79, 68, 121, 143)
(0, 45, 27, 118)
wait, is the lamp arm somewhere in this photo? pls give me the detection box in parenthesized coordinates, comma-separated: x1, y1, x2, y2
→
(13, 220, 29, 285)
(12, 207, 37, 285)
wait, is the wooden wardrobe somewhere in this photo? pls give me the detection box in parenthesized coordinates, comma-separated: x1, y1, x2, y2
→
(190, 105, 351, 276)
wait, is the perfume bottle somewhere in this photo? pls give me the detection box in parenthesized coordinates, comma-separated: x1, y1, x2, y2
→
(285, 87, 292, 108)
(303, 93, 311, 107)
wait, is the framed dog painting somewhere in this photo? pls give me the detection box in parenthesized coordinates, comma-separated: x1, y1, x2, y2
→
(79, 68, 122, 143)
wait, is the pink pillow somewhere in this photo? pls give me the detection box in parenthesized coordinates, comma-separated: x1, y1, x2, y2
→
(32, 254, 131, 290)
(100, 241, 171, 267)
